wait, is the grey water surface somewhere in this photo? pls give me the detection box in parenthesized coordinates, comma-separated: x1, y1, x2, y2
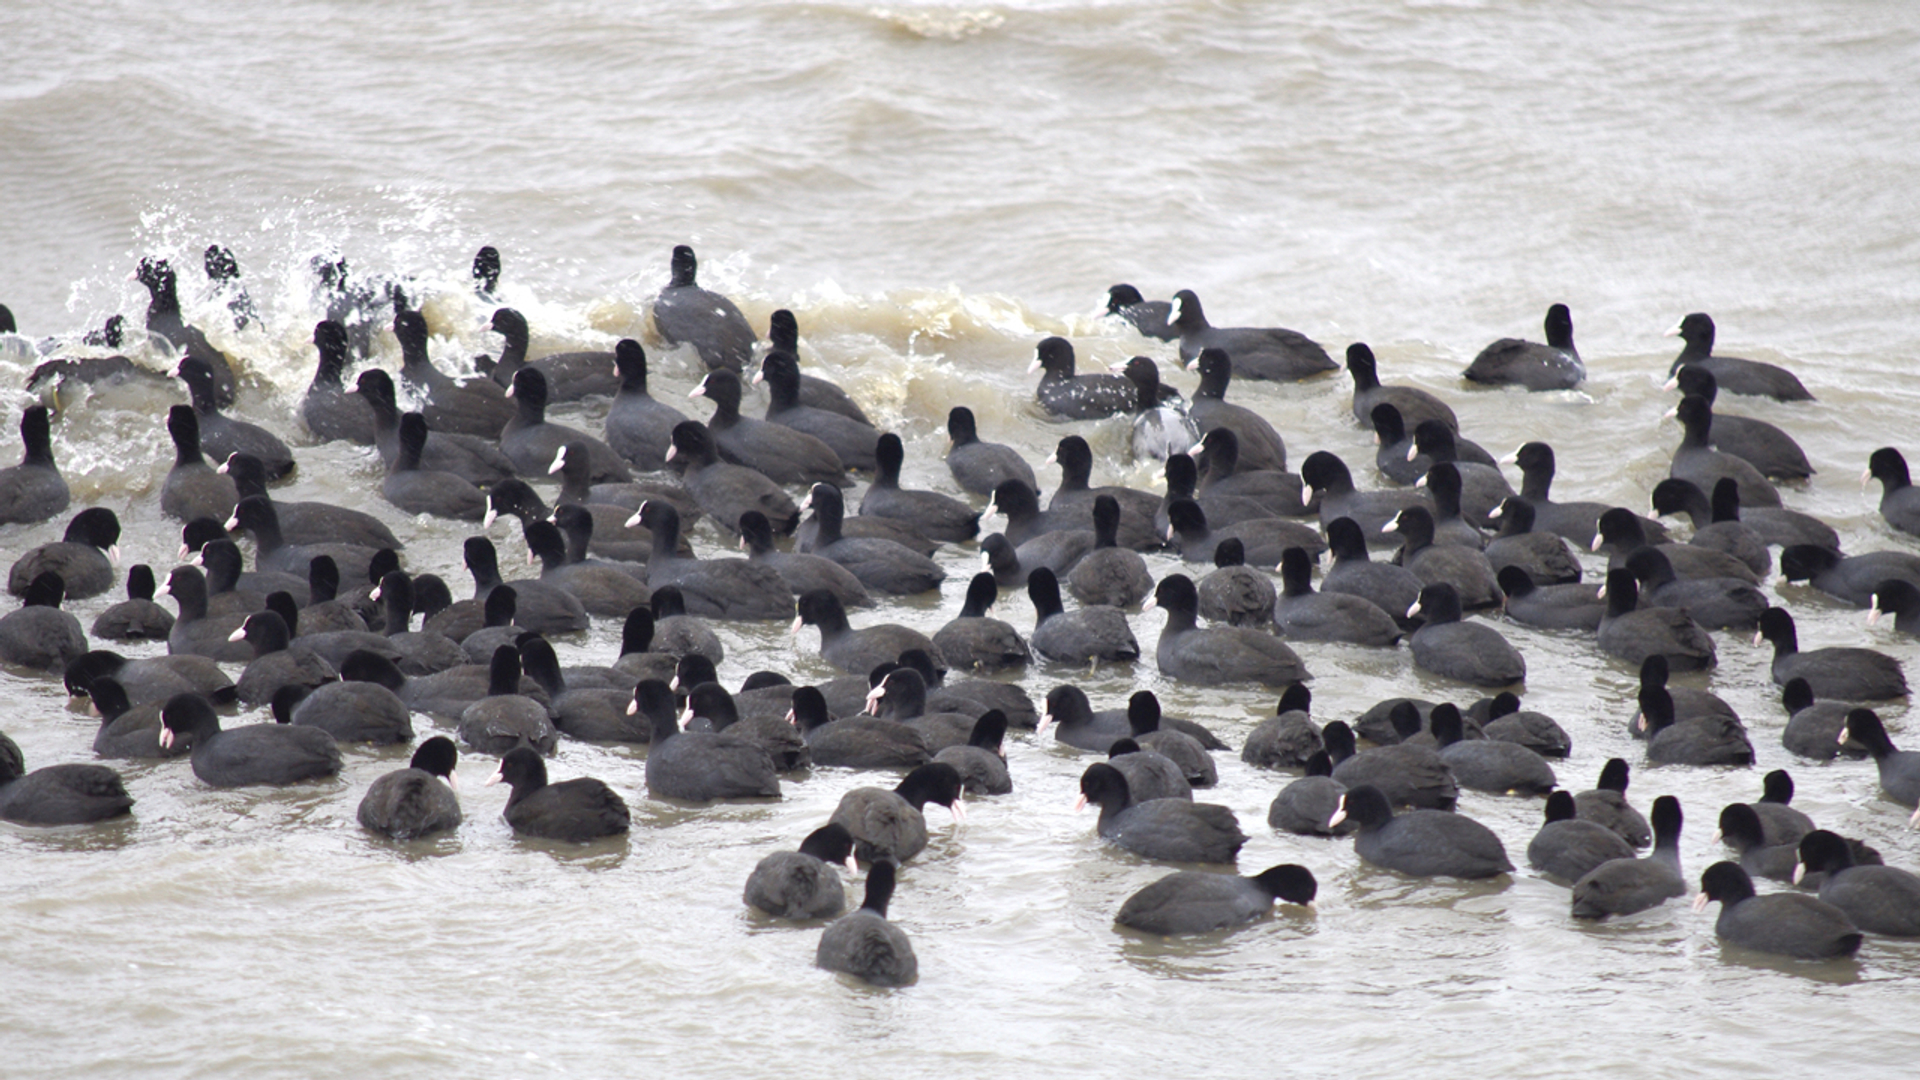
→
(4, 2, 1920, 1076)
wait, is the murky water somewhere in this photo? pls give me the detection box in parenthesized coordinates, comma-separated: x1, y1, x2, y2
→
(5, 2, 1920, 1075)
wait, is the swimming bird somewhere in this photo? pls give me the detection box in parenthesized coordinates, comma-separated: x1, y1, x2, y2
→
(1571, 796, 1686, 919)
(1329, 783, 1511, 879)
(1116, 864, 1317, 935)
(1463, 304, 1583, 390)
(1169, 291, 1336, 382)
(830, 762, 965, 864)
(1665, 313, 1813, 402)
(0, 733, 133, 825)
(815, 859, 917, 986)
(744, 823, 856, 919)
(1076, 762, 1245, 864)
(1692, 861, 1859, 959)
(159, 692, 341, 787)
(652, 244, 756, 372)
(487, 745, 630, 842)
(1030, 336, 1136, 419)
(357, 737, 462, 840)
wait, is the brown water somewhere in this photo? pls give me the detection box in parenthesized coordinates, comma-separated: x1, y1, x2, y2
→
(4, 2, 1920, 1076)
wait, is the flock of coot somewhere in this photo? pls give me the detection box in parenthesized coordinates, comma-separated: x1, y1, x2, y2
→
(6, 242, 1920, 984)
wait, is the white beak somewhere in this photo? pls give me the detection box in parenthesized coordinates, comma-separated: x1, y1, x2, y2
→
(547, 447, 567, 475)
(227, 626, 247, 642)
(1406, 601, 1423, 618)
(1326, 793, 1348, 829)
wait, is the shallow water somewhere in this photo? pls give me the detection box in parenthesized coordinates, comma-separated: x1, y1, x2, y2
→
(5, 1, 1920, 1076)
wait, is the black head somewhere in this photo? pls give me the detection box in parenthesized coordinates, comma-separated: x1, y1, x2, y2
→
(1411, 420, 1458, 462)
(959, 571, 999, 619)
(489, 745, 549, 793)
(482, 585, 517, 628)
(1251, 865, 1317, 906)
(1049, 435, 1094, 486)
(64, 649, 130, 698)
(859, 859, 898, 917)
(219, 452, 271, 499)
(1212, 537, 1245, 569)
(767, 309, 799, 352)
(125, 564, 158, 602)
(785, 685, 831, 732)
(1384, 505, 1436, 549)
(1594, 507, 1647, 550)
(1648, 478, 1708, 522)
(1428, 703, 1466, 747)
(1495, 565, 1538, 601)
(63, 507, 121, 552)
(410, 735, 458, 781)
(896, 761, 964, 812)
(1192, 348, 1232, 395)
(1041, 684, 1093, 734)
(629, 679, 677, 729)
(798, 823, 855, 868)
(946, 406, 978, 446)
(1716, 802, 1767, 852)
(1778, 544, 1842, 583)
(1795, 830, 1855, 880)
(985, 479, 1040, 521)
(1760, 769, 1794, 806)
(1077, 761, 1133, 813)
(1345, 342, 1379, 387)
(1843, 709, 1895, 757)
(1149, 573, 1199, 617)
(668, 645, 714, 687)
(158, 692, 222, 748)
(1673, 364, 1717, 403)
(1299, 451, 1353, 497)
(1033, 336, 1077, 377)
(1407, 582, 1463, 625)
(873, 432, 905, 483)
(472, 246, 501, 291)
(1543, 304, 1574, 349)
(1275, 682, 1311, 716)
(691, 368, 745, 419)
(1026, 566, 1065, 620)
(684, 682, 739, 731)
(1105, 284, 1145, 313)
(1369, 402, 1407, 445)
(21, 572, 65, 609)
(1324, 517, 1370, 562)
(737, 510, 776, 553)
(613, 339, 650, 391)
(793, 589, 848, 631)
(1168, 289, 1207, 332)
(166, 404, 204, 462)
(1867, 447, 1911, 490)
(1328, 784, 1394, 830)
(968, 710, 1008, 755)
(489, 307, 528, 345)
(1320, 720, 1356, 763)
(507, 366, 550, 412)
(234, 610, 295, 656)
(1694, 861, 1760, 914)
(351, 368, 400, 415)
(1164, 497, 1208, 540)
(1672, 312, 1716, 352)
(1650, 795, 1683, 848)
(651, 584, 689, 620)
(341, 649, 406, 691)
(1125, 691, 1162, 736)
(669, 245, 698, 287)
(1754, 606, 1796, 650)
(1544, 789, 1577, 824)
